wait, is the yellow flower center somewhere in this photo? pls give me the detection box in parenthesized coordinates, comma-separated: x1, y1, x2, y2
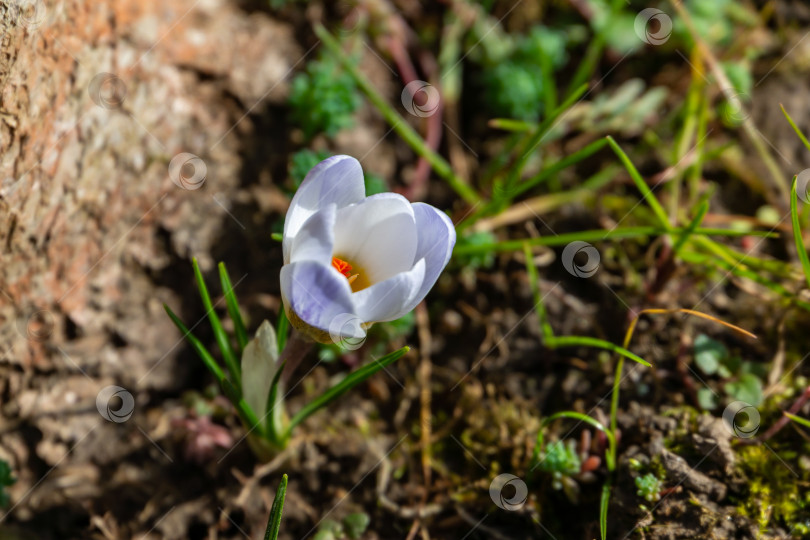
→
(331, 256, 371, 292)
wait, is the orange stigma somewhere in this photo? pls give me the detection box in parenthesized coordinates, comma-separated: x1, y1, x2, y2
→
(331, 257, 353, 278)
(332, 256, 366, 290)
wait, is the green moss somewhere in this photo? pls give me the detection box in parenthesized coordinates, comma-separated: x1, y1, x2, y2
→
(735, 444, 810, 535)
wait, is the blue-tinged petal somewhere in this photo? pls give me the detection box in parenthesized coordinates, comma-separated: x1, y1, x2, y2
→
(289, 204, 336, 265)
(283, 155, 365, 264)
(353, 258, 425, 323)
(399, 203, 456, 313)
(280, 260, 362, 343)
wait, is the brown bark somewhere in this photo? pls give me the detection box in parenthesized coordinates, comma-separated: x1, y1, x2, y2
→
(0, 0, 300, 535)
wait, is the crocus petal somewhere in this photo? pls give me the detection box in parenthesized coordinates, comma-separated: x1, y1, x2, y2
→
(332, 193, 417, 285)
(353, 258, 426, 323)
(283, 156, 365, 264)
(279, 260, 363, 341)
(240, 320, 279, 420)
(399, 203, 456, 314)
(289, 204, 336, 264)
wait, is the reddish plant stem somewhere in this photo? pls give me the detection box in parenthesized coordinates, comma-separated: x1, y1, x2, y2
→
(280, 330, 314, 385)
(381, 18, 442, 202)
(744, 385, 810, 444)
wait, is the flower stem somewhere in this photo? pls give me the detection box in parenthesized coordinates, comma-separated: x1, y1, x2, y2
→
(280, 330, 313, 385)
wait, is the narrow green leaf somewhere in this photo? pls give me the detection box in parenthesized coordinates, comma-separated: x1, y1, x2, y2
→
(221, 377, 242, 403)
(286, 347, 409, 434)
(315, 24, 481, 205)
(599, 482, 611, 540)
(523, 242, 554, 342)
(219, 262, 248, 352)
(680, 249, 810, 311)
(488, 118, 536, 132)
(791, 176, 810, 290)
(452, 225, 776, 256)
(513, 138, 609, 199)
(508, 83, 589, 182)
(672, 199, 709, 256)
(781, 105, 810, 153)
(264, 474, 288, 540)
(547, 336, 651, 367)
(542, 411, 608, 433)
(193, 258, 241, 385)
(223, 378, 263, 434)
(785, 412, 810, 430)
(566, 0, 624, 95)
(606, 136, 671, 230)
(265, 361, 287, 440)
(271, 232, 283, 242)
(164, 304, 226, 382)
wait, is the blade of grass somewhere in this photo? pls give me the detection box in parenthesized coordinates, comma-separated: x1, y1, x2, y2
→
(165, 303, 263, 432)
(523, 242, 554, 343)
(547, 336, 650, 367)
(542, 411, 608, 433)
(265, 361, 287, 441)
(264, 474, 288, 540)
(488, 118, 536, 133)
(454, 225, 776, 256)
(219, 262, 248, 353)
(566, 0, 625, 95)
(672, 199, 709, 256)
(222, 378, 262, 433)
(669, 49, 704, 219)
(467, 165, 619, 233)
(192, 258, 241, 385)
(679, 249, 810, 311)
(688, 85, 710, 204)
(791, 175, 810, 290)
(781, 105, 810, 152)
(599, 482, 611, 540)
(507, 83, 589, 181)
(511, 138, 609, 199)
(670, 0, 788, 204)
(606, 136, 671, 230)
(784, 412, 810, 429)
(315, 24, 481, 205)
(492, 84, 590, 208)
(538, 40, 558, 114)
(164, 304, 226, 382)
(523, 242, 650, 367)
(285, 346, 410, 434)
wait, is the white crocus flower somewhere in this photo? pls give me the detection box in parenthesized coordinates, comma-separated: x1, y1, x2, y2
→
(281, 155, 456, 344)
